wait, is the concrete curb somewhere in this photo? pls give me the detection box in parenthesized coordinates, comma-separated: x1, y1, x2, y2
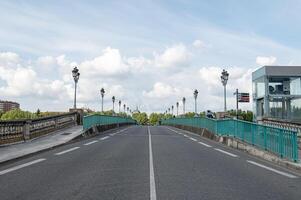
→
(168, 125, 301, 172)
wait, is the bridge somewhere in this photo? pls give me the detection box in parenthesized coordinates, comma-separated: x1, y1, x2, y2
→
(0, 113, 300, 200)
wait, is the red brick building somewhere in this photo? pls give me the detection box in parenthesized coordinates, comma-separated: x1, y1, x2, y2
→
(0, 100, 20, 112)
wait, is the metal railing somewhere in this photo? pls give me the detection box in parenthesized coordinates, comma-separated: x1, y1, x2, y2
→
(83, 114, 136, 130)
(161, 117, 299, 162)
(0, 112, 78, 145)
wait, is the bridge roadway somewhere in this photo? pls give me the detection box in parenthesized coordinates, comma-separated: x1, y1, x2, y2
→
(0, 125, 300, 200)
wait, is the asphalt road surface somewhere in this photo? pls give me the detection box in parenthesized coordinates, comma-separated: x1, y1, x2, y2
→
(0, 125, 300, 200)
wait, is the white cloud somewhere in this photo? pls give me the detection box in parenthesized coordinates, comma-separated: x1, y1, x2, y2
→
(193, 40, 205, 48)
(256, 56, 277, 66)
(79, 47, 129, 77)
(154, 44, 190, 68)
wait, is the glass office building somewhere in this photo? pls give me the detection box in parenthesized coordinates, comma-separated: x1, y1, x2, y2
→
(252, 66, 301, 123)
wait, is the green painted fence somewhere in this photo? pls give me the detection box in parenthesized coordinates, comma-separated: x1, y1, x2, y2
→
(161, 117, 299, 162)
(83, 114, 136, 130)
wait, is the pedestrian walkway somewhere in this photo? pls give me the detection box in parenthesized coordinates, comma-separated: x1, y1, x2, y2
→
(0, 125, 83, 164)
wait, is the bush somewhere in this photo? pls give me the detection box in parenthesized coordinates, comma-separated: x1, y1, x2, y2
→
(0, 109, 37, 120)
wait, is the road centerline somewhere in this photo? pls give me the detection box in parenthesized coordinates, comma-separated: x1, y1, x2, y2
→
(0, 158, 46, 176)
(55, 147, 80, 156)
(148, 126, 157, 200)
(246, 160, 298, 178)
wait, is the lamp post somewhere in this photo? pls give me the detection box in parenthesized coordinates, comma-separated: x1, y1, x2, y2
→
(193, 89, 198, 116)
(112, 96, 115, 113)
(118, 100, 121, 113)
(123, 104, 126, 113)
(168, 108, 170, 114)
(72, 67, 80, 109)
(127, 107, 129, 115)
(182, 97, 186, 115)
(176, 102, 179, 116)
(221, 69, 229, 112)
(171, 105, 174, 116)
(100, 88, 105, 112)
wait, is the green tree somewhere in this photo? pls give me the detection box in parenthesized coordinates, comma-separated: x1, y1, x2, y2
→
(1, 109, 37, 120)
(36, 108, 41, 116)
(132, 112, 148, 125)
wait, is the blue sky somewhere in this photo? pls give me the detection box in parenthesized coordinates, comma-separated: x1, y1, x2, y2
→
(0, 0, 301, 113)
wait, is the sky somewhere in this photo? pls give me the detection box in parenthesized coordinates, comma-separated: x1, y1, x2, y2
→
(1, 0, 301, 114)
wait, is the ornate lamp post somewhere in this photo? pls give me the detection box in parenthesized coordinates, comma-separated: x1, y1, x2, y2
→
(182, 97, 186, 115)
(127, 107, 129, 115)
(100, 88, 105, 112)
(176, 102, 179, 116)
(72, 67, 80, 109)
(112, 96, 115, 113)
(118, 100, 121, 113)
(123, 104, 126, 113)
(221, 69, 229, 112)
(171, 105, 174, 116)
(168, 107, 170, 114)
(193, 89, 198, 116)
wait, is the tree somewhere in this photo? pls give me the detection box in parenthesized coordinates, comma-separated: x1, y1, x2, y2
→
(36, 108, 41, 116)
(0, 109, 36, 120)
(132, 112, 148, 125)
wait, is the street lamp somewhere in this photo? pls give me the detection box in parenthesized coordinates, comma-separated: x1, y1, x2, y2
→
(100, 88, 105, 112)
(193, 89, 198, 116)
(123, 104, 126, 113)
(171, 105, 174, 116)
(72, 66, 80, 109)
(176, 102, 179, 116)
(182, 97, 186, 115)
(127, 107, 129, 115)
(168, 107, 170, 114)
(112, 96, 115, 113)
(221, 69, 229, 112)
(118, 100, 121, 113)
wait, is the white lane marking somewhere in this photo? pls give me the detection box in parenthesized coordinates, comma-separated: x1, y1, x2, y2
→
(109, 133, 116, 136)
(55, 147, 80, 155)
(183, 135, 189, 137)
(100, 136, 110, 140)
(198, 141, 212, 147)
(0, 158, 46, 176)
(84, 140, 98, 146)
(148, 126, 157, 200)
(247, 160, 298, 178)
(214, 148, 238, 158)
(189, 137, 197, 142)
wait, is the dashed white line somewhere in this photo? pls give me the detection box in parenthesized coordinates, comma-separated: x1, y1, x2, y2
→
(189, 137, 197, 141)
(198, 141, 212, 147)
(183, 135, 189, 137)
(0, 158, 46, 175)
(247, 160, 298, 178)
(100, 136, 110, 140)
(148, 126, 157, 200)
(84, 140, 98, 146)
(214, 148, 238, 158)
(55, 147, 80, 155)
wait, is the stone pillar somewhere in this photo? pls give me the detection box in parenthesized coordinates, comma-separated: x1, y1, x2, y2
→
(23, 120, 31, 141)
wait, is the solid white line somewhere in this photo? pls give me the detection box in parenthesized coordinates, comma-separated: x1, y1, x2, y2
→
(0, 158, 46, 175)
(84, 140, 98, 146)
(214, 148, 238, 158)
(109, 133, 116, 136)
(198, 141, 212, 147)
(55, 147, 80, 155)
(148, 126, 157, 200)
(100, 136, 109, 140)
(189, 137, 197, 142)
(247, 160, 298, 178)
(183, 135, 189, 137)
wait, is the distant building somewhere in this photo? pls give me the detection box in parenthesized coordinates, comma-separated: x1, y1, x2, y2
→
(0, 100, 20, 112)
(252, 66, 301, 123)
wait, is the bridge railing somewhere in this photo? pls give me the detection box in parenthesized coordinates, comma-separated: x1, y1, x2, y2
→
(161, 117, 299, 162)
(83, 114, 136, 130)
(0, 112, 78, 145)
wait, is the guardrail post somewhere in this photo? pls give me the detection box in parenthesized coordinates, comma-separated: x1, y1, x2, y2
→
(23, 120, 31, 141)
(279, 130, 284, 158)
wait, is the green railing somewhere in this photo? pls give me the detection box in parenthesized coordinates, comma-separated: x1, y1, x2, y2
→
(161, 117, 299, 162)
(83, 114, 136, 130)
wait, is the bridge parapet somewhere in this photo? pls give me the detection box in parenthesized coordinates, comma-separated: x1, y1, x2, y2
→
(0, 112, 79, 145)
(162, 117, 299, 162)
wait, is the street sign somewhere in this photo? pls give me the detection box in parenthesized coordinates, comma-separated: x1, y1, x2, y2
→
(238, 93, 250, 102)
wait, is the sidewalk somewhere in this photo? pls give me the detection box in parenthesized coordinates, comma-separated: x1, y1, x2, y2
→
(0, 125, 84, 164)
